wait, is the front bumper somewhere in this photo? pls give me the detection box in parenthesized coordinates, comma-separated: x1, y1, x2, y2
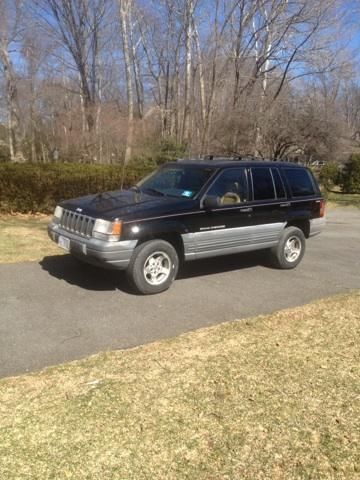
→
(48, 222, 138, 270)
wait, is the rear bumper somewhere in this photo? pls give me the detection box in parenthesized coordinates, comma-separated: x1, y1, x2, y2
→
(309, 217, 326, 237)
(48, 222, 137, 270)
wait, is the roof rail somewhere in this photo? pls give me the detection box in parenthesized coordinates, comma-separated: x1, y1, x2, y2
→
(176, 154, 288, 163)
(203, 154, 272, 162)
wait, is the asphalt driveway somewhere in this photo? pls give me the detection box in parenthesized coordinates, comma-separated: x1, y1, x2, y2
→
(0, 207, 359, 378)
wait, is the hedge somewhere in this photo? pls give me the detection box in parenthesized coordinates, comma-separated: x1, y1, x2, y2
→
(341, 154, 360, 194)
(0, 162, 155, 213)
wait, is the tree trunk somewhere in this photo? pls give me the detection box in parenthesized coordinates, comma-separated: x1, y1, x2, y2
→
(128, 6, 144, 119)
(182, 0, 194, 146)
(0, 46, 24, 162)
(119, 0, 135, 165)
(193, 22, 206, 135)
(253, 8, 272, 158)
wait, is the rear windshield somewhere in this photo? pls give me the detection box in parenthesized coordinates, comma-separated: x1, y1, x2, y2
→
(284, 168, 315, 197)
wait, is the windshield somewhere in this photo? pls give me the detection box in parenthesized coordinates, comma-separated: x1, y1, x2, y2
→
(137, 166, 215, 198)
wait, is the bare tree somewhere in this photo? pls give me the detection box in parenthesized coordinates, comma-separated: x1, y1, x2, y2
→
(240, 0, 341, 155)
(0, 0, 24, 162)
(0, 0, 356, 166)
(342, 81, 360, 135)
(34, 0, 108, 133)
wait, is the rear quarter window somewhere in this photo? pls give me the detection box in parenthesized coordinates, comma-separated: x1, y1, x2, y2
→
(284, 168, 315, 197)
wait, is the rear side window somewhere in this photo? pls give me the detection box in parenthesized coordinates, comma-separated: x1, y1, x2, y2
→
(271, 168, 286, 198)
(251, 168, 275, 200)
(284, 168, 315, 197)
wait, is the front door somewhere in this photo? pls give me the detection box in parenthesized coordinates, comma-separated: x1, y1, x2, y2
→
(184, 167, 254, 259)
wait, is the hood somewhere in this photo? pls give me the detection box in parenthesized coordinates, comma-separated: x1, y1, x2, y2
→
(60, 189, 197, 220)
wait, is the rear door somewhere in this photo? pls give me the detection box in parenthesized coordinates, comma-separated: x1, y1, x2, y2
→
(248, 166, 288, 245)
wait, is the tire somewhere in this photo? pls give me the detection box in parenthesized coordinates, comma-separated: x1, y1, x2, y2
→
(126, 239, 179, 294)
(271, 226, 306, 269)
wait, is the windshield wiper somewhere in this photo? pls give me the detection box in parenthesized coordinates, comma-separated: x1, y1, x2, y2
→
(142, 187, 165, 197)
(130, 185, 142, 194)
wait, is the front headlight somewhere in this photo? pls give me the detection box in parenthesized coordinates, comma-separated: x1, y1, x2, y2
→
(53, 205, 63, 224)
(93, 219, 122, 242)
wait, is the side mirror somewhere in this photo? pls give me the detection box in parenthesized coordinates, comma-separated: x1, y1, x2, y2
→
(203, 196, 219, 209)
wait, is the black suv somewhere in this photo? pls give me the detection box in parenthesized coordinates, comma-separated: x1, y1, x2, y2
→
(48, 159, 325, 294)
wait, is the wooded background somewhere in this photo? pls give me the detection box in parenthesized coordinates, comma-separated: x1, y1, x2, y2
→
(1, 0, 359, 166)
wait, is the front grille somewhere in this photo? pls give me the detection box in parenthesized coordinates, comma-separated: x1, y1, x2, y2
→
(60, 209, 95, 237)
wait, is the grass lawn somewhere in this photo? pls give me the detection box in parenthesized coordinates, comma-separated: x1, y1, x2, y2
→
(326, 192, 360, 208)
(0, 292, 359, 479)
(0, 215, 63, 263)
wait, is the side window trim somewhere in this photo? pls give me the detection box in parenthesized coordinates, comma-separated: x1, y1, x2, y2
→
(269, 169, 277, 199)
(249, 168, 254, 202)
(195, 167, 221, 199)
(279, 168, 292, 198)
(271, 167, 287, 200)
(244, 168, 250, 201)
(200, 169, 225, 204)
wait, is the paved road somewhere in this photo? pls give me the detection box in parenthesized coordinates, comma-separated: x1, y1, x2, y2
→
(0, 208, 359, 378)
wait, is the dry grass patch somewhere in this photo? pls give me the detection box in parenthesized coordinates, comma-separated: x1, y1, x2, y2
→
(0, 292, 359, 479)
(0, 215, 63, 263)
(326, 193, 360, 208)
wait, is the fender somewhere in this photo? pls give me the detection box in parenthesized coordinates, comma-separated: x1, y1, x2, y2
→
(122, 218, 190, 243)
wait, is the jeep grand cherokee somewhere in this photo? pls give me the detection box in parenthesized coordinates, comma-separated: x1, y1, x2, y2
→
(48, 159, 325, 294)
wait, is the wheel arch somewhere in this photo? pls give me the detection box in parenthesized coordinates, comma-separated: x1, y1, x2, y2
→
(285, 218, 310, 238)
(134, 221, 186, 261)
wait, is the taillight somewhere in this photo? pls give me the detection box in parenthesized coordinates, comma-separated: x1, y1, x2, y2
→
(319, 199, 325, 217)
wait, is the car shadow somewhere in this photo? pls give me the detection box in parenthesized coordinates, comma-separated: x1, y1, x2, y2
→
(178, 250, 272, 279)
(40, 255, 133, 293)
(40, 250, 272, 294)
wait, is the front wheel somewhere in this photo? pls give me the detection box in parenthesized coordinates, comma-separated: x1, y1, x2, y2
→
(126, 239, 179, 294)
(271, 226, 306, 269)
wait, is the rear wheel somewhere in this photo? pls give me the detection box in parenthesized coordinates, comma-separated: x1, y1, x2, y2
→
(271, 226, 305, 269)
(126, 239, 179, 294)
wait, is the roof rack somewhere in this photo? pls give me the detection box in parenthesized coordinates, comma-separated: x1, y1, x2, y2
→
(179, 154, 271, 162)
(176, 154, 289, 163)
(205, 154, 281, 162)
(177, 155, 246, 162)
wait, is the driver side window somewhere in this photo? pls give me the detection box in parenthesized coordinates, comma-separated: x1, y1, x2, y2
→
(206, 168, 249, 205)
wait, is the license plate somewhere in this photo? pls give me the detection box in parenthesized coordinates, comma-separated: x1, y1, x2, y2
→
(58, 235, 70, 251)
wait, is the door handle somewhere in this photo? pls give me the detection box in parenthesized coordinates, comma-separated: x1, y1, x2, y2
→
(280, 202, 291, 207)
(239, 207, 253, 213)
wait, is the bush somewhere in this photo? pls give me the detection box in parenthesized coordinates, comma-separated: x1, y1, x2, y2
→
(0, 161, 155, 213)
(341, 154, 360, 194)
(0, 144, 10, 163)
(319, 162, 339, 191)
